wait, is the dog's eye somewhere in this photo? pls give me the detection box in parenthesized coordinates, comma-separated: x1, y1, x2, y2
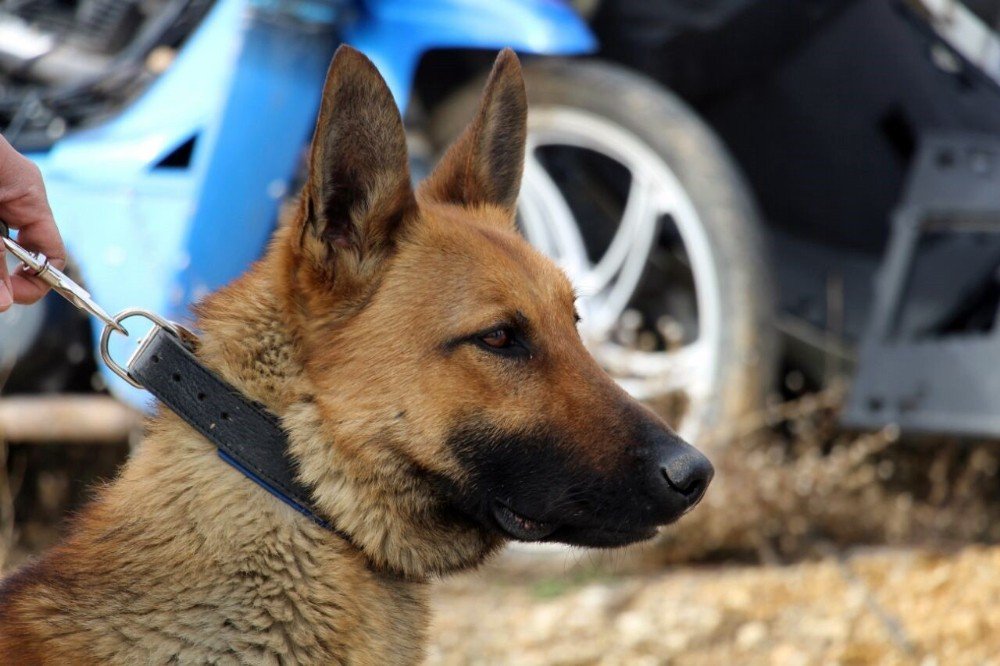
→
(467, 323, 531, 359)
(480, 328, 512, 349)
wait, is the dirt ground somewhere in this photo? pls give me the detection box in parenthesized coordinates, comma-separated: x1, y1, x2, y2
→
(428, 545, 1000, 665)
(423, 389, 1000, 666)
(4, 538, 997, 664)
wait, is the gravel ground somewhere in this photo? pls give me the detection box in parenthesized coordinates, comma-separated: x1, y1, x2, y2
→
(427, 545, 1000, 665)
(5, 537, 996, 664)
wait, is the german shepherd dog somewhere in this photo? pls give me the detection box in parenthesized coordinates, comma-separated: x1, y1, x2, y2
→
(0, 47, 712, 664)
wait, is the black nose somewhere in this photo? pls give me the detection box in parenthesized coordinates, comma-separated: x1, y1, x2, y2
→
(660, 444, 714, 504)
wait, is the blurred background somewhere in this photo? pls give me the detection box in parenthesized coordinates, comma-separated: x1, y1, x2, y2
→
(2, 0, 1000, 662)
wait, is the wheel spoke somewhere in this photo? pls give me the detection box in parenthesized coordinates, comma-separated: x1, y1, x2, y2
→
(518, 148, 590, 278)
(592, 339, 711, 399)
(519, 107, 725, 444)
(586, 177, 661, 334)
(588, 177, 648, 289)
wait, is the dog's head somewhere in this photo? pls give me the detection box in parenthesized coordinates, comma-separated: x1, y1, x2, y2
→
(280, 46, 712, 549)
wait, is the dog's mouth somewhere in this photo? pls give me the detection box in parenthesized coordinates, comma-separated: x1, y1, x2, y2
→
(489, 500, 664, 546)
(491, 501, 559, 541)
(553, 523, 660, 548)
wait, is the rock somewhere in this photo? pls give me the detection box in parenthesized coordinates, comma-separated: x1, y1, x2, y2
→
(736, 621, 768, 649)
(770, 643, 810, 666)
(615, 610, 656, 646)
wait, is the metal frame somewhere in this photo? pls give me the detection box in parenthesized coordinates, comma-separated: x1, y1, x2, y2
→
(844, 132, 1000, 437)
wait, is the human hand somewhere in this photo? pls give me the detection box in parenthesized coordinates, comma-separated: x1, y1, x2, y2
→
(0, 134, 65, 311)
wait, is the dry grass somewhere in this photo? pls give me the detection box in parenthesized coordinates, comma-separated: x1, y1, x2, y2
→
(0, 439, 128, 571)
(2, 388, 999, 571)
(0, 441, 15, 571)
(651, 385, 1000, 564)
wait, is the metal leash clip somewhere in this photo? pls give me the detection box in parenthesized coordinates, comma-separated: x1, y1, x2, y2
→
(1, 219, 126, 334)
(2, 219, 195, 389)
(99, 308, 190, 389)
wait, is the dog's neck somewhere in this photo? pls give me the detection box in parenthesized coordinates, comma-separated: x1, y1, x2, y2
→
(184, 248, 502, 580)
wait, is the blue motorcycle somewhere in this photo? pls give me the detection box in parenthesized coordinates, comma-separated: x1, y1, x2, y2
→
(0, 0, 771, 445)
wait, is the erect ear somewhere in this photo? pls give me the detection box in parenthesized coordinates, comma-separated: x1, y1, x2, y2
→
(419, 48, 527, 215)
(298, 45, 417, 273)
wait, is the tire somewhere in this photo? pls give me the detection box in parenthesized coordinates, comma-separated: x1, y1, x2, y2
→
(428, 58, 776, 449)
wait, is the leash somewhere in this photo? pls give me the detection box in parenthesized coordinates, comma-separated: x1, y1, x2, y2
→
(1, 221, 335, 532)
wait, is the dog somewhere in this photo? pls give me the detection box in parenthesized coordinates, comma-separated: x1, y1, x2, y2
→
(0, 46, 713, 664)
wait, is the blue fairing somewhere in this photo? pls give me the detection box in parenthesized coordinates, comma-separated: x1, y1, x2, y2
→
(346, 0, 596, 106)
(19, 0, 595, 409)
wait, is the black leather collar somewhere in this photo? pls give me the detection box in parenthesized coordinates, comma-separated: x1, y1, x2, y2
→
(129, 326, 344, 535)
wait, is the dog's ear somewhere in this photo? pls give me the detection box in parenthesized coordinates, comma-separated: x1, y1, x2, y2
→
(298, 45, 417, 273)
(419, 48, 527, 215)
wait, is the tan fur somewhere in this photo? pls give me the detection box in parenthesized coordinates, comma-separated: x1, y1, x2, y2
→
(0, 47, 708, 664)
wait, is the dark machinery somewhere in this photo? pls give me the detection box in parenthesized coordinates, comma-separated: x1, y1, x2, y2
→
(592, 0, 1000, 437)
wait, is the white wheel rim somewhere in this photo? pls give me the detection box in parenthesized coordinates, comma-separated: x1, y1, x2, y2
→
(519, 107, 723, 443)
